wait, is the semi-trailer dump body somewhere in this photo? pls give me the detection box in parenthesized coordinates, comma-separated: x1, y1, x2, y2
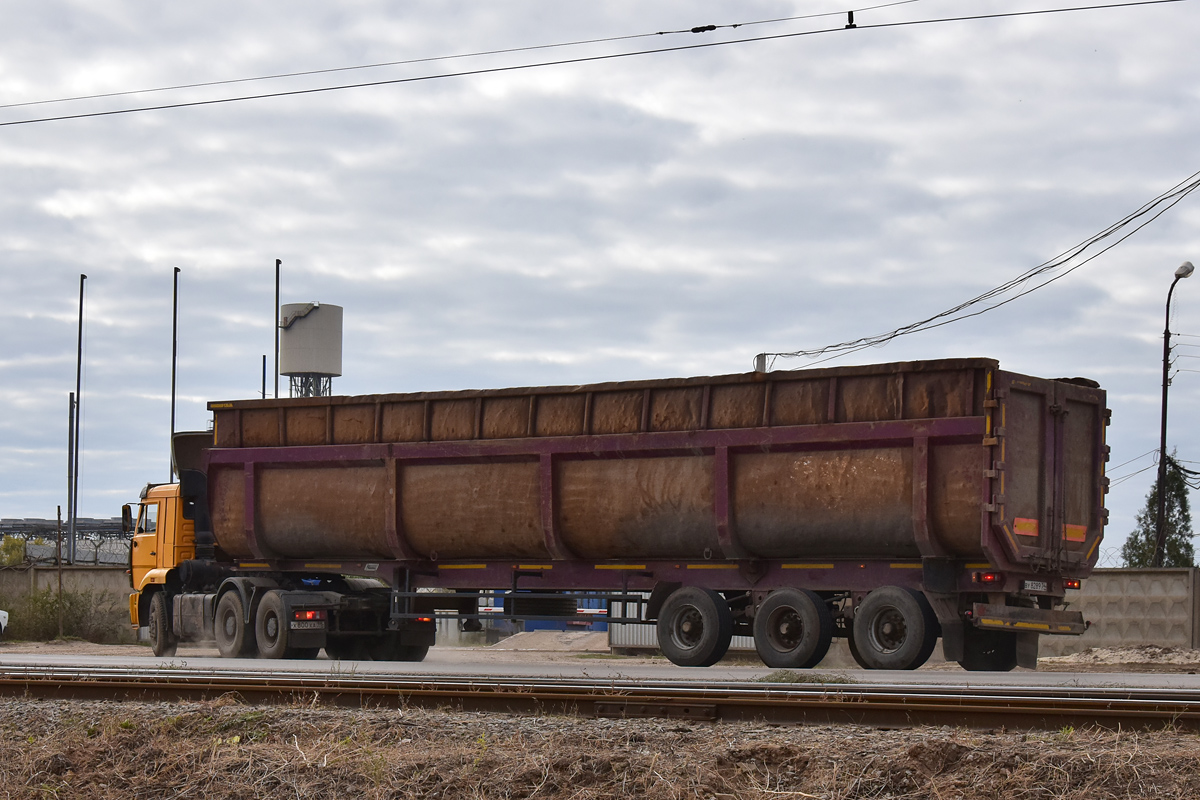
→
(128, 358, 1107, 670)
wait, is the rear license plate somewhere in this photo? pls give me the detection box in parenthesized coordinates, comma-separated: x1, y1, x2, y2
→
(1023, 580, 1049, 593)
(289, 620, 325, 630)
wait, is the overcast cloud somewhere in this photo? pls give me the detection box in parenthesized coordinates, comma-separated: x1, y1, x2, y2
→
(2, 0, 1199, 563)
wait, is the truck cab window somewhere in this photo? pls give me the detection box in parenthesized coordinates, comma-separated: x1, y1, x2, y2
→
(138, 503, 158, 534)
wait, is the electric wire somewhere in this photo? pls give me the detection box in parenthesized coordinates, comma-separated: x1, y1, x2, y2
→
(0, 0, 1185, 128)
(0, 0, 928, 112)
(1110, 463, 1157, 487)
(761, 165, 1200, 369)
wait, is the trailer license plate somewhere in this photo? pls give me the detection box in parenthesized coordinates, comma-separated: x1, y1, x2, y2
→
(290, 620, 325, 630)
(1023, 580, 1048, 593)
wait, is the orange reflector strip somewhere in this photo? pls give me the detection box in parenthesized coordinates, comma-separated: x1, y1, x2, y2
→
(1014, 518, 1039, 537)
(1062, 524, 1087, 542)
(440, 564, 487, 570)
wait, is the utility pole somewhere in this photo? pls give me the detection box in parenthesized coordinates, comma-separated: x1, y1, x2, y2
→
(170, 267, 180, 482)
(274, 259, 281, 399)
(70, 274, 86, 564)
(1153, 261, 1195, 567)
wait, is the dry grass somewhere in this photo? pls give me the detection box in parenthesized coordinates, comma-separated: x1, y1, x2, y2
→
(0, 696, 1197, 799)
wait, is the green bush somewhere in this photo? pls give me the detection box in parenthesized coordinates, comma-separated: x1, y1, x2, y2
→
(0, 587, 128, 643)
(0, 538, 26, 567)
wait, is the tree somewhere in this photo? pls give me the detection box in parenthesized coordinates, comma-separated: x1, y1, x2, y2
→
(1122, 452, 1196, 568)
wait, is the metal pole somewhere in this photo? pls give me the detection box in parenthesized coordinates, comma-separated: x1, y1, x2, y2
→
(56, 505, 63, 639)
(1154, 266, 1193, 566)
(170, 267, 180, 482)
(262, 354, 267, 399)
(71, 273, 86, 565)
(274, 259, 281, 399)
(65, 393, 74, 567)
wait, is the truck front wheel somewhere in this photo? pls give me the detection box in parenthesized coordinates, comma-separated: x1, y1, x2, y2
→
(215, 591, 256, 658)
(148, 592, 177, 658)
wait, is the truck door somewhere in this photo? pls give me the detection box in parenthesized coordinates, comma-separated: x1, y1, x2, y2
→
(130, 501, 160, 589)
(991, 373, 1106, 571)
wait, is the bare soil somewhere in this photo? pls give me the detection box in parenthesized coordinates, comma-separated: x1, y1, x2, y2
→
(0, 696, 1197, 799)
(2, 639, 1200, 796)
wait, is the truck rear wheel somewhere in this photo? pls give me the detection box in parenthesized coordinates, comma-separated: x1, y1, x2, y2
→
(958, 627, 1018, 672)
(148, 592, 177, 658)
(369, 634, 430, 662)
(325, 636, 368, 661)
(753, 589, 833, 669)
(215, 591, 256, 658)
(255, 591, 294, 659)
(657, 587, 733, 667)
(851, 587, 938, 670)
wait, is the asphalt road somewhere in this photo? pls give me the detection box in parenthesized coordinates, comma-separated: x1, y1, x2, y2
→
(1, 645, 1197, 690)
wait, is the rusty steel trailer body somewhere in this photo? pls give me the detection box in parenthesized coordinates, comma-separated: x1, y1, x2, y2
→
(128, 357, 1107, 670)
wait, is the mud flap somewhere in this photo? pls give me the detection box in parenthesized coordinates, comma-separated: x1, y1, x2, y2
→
(1016, 631, 1039, 669)
(940, 619, 964, 662)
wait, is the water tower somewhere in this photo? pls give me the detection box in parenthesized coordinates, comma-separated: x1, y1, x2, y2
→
(279, 302, 342, 397)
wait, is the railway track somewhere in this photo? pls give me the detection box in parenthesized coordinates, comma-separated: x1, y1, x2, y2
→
(1, 665, 1197, 731)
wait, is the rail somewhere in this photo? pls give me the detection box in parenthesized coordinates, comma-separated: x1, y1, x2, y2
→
(0, 666, 1197, 731)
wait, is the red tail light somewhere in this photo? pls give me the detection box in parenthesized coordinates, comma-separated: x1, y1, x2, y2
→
(1064, 579, 1081, 590)
(416, 616, 433, 623)
(293, 609, 327, 621)
(973, 571, 1003, 585)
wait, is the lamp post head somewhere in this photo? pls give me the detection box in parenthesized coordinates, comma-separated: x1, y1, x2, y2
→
(1177, 261, 1195, 279)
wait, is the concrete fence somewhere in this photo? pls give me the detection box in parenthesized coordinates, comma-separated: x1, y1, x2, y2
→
(0, 564, 132, 599)
(1039, 568, 1200, 656)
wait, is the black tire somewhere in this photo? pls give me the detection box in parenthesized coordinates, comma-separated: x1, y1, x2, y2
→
(214, 591, 256, 658)
(148, 592, 177, 658)
(368, 634, 430, 662)
(958, 627, 1018, 672)
(753, 589, 833, 669)
(255, 591, 290, 659)
(656, 587, 733, 667)
(851, 587, 939, 670)
(846, 629, 871, 669)
(325, 636, 368, 661)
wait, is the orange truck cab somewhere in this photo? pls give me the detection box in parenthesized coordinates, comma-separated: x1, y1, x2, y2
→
(125, 482, 194, 627)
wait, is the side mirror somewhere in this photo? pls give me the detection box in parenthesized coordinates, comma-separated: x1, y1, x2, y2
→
(121, 504, 133, 533)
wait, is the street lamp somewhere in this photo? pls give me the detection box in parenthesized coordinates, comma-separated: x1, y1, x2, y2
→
(1153, 260, 1195, 567)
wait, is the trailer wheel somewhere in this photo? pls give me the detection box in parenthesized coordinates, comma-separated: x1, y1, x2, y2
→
(657, 587, 733, 667)
(148, 592, 177, 658)
(846, 629, 870, 669)
(214, 591, 256, 658)
(255, 591, 292, 659)
(958, 627, 1018, 672)
(753, 589, 833, 669)
(851, 587, 938, 670)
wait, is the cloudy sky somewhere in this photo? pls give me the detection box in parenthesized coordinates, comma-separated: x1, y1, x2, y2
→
(2, 0, 1198, 563)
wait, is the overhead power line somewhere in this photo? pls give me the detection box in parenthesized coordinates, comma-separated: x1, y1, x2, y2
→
(0, 0, 928, 112)
(0, 0, 1184, 128)
(760, 166, 1200, 368)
